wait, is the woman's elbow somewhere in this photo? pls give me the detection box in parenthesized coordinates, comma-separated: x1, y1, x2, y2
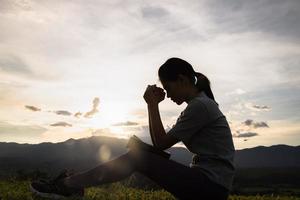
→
(155, 136, 177, 150)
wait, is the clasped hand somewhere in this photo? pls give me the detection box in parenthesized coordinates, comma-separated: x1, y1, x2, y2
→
(143, 85, 165, 105)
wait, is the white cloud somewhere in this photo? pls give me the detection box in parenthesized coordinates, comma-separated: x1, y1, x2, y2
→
(245, 103, 271, 112)
(226, 88, 246, 96)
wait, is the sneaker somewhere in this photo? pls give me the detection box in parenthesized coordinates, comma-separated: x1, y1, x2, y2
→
(30, 170, 84, 199)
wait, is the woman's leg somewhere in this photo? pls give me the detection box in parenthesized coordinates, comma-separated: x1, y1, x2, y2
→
(63, 151, 136, 188)
(63, 149, 228, 199)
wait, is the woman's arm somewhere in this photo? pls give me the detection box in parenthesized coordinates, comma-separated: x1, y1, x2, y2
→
(147, 105, 155, 146)
(148, 103, 178, 150)
(144, 85, 179, 150)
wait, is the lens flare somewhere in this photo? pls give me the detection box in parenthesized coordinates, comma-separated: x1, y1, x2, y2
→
(98, 145, 111, 162)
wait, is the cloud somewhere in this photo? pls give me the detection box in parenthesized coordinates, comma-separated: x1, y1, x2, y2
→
(204, 0, 300, 40)
(252, 105, 271, 111)
(84, 97, 100, 118)
(243, 119, 269, 128)
(91, 128, 111, 137)
(50, 122, 72, 127)
(233, 132, 258, 138)
(226, 88, 246, 95)
(25, 105, 41, 112)
(227, 102, 273, 120)
(230, 119, 268, 140)
(54, 110, 72, 116)
(245, 103, 271, 111)
(24, 97, 101, 119)
(25, 105, 75, 117)
(113, 121, 139, 126)
(253, 122, 269, 128)
(0, 121, 47, 139)
(74, 112, 82, 118)
(243, 119, 253, 126)
(0, 55, 33, 76)
(141, 5, 169, 19)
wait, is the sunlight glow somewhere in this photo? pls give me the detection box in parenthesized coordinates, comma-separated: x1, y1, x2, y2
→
(109, 126, 129, 139)
(83, 101, 137, 128)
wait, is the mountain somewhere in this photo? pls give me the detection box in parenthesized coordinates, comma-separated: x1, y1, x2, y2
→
(234, 144, 300, 168)
(1, 136, 300, 172)
(0, 136, 129, 175)
(0, 136, 299, 178)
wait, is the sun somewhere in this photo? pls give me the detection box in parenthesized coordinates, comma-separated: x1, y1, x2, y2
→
(84, 102, 133, 128)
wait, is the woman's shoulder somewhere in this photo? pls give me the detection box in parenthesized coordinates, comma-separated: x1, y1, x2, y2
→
(188, 92, 224, 119)
(190, 92, 218, 108)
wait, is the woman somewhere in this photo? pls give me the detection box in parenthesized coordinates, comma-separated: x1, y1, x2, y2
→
(31, 57, 235, 200)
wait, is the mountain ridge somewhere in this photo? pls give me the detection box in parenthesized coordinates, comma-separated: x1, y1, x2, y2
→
(1, 136, 299, 149)
(1, 135, 300, 171)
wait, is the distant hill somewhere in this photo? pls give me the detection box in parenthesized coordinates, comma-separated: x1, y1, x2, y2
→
(235, 144, 300, 168)
(0, 136, 300, 172)
(0, 136, 129, 174)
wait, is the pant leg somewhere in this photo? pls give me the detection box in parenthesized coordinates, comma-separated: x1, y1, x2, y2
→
(64, 152, 136, 188)
(130, 150, 229, 200)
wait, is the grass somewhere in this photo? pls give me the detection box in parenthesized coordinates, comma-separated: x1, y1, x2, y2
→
(0, 180, 300, 200)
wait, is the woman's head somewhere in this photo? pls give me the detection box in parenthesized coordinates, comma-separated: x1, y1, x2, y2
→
(158, 57, 217, 105)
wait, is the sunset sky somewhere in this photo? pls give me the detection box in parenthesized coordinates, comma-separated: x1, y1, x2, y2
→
(0, 0, 299, 149)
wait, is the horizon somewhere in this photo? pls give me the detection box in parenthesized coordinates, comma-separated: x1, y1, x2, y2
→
(1, 134, 299, 151)
(0, 0, 300, 150)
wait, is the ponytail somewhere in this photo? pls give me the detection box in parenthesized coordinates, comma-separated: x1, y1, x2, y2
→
(195, 72, 218, 105)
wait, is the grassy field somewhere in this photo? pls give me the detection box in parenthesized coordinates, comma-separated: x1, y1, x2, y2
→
(1, 180, 300, 200)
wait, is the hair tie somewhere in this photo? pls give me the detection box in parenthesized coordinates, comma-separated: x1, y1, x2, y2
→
(194, 76, 198, 85)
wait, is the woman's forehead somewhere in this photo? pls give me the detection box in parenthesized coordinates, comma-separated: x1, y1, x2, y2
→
(159, 79, 168, 88)
(160, 80, 178, 90)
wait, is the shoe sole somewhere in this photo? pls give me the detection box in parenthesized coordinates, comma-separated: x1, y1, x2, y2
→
(30, 183, 67, 199)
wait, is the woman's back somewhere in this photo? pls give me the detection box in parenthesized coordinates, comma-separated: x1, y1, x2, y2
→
(167, 91, 235, 190)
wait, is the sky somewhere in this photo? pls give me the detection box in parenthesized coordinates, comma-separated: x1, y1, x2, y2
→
(0, 0, 299, 150)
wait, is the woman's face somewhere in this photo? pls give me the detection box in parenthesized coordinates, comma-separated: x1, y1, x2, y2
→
(160, 78, 186, 105)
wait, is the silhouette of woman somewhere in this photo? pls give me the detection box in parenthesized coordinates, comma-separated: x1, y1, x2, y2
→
(31, 57, 235, 200)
